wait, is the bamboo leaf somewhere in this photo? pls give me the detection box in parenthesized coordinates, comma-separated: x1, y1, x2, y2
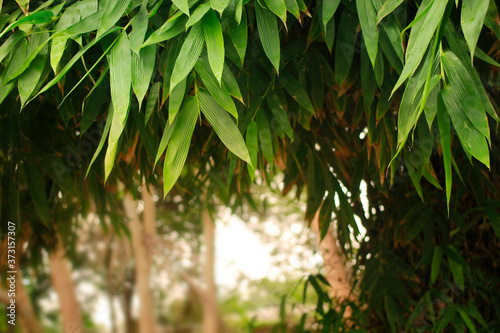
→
(335, 9, 357, 85)
(132, 44, 156, 110)
(163, 96, 198, 195)
(441, 86, 489, 168)
(145, 81, 161, 124)
(170, 22, 204, 92)
(441, 50, 489, 141)
(186, 2, 210, 28)
(246, 121, 258, 181)
(267, 90, 294, 140)
(199, 89, 251, 164)
(229, 6, 247, 66)
(0, 30, 24, 63)
(97, 0, 132, 38)
(211, 0, 230, 15)
(142, 13, 188, 47)
(195, 57, 238, 120)
(392, 0, 448, 95)
(222, 63, 243, 103)
(173, 0, 190, 16)
(430, 246, 442, 283)
(457, 308, 478, 333)
(155, 114, 178, 167)
(203, 10, 224, 83)
(264, 0, 287, 27)
(168, 77, 187, 124)
(322, 0, 340, 32)
(255, 111, 274, 167)
(437, 91, 451, 215)
(461, 0, 489, 62)
(279, 72, 314, 113)
(356, 0, 379, 67)
(256, 2, 280, 73)
(129, 4, 149, 54)
(376, 0, 404, 24)
(0, 11, 54, 40)
(285, 0, 300, 20)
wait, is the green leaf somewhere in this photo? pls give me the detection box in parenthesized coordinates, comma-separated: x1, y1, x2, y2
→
(50, 5, 81, 73)
(82, 67, 109, 134)
(87, 104, 113, 177)
(435, 306, 457, 332)
(335, 9, 357, 85)
(285, 0, 300, 20)
(142, 13, 188, 47)
(222, 63, 243, 103)
(0, 30, 24, 63)
(267, 90, 294, 140)
(203, 10, 224, 83)
(229, 6, 247, 66)
(173, 0, 190, 16)
(97, 0, 132, 38)
(0, 11, 54, 40)
(441, 51, 489, 141)
(437, 91, 451, 215)
(211, 0, 230, 15)
(461, 0, 489, 62)
(441, 86, 489, 168)
(24, 159, 51, 226)
(105, 31, 132, 180)
(255, 111, 274, 167)
(235, 0, 244, 24)
(264, 0, 287, 27)
(322, 0, 340, 33)
(279, 72, 314, 114)
(170, 22, 204, 92)
(195, 57, 238, 120)
(169, 77, 187, 124)
(256, 2, 280, 73)
(132, 44, 156, 110)
(145, 81, 161, 124)
(391, 0, 448, 95)
(199, 89, 251, 164)
(246, 121, 258, 181)
(430, 246, 442, 283)
(18, 33, 49, 107)
(457, 308, 478, 333)
(155, 114, 178, 167)
(186, 2, 211, 28)
(376, 0, 404, 24)
(356, 0, 379, 67)
(129, 4, 149, 54)
(163, 96, 199, 195)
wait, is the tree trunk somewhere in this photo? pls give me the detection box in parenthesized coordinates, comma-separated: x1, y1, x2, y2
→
(310, 208, 352, 302)
(0, 275, 43, 333)
(123, 187, 155, 333)
(48, 236, 85, 333)
(201, 209, 219, 333)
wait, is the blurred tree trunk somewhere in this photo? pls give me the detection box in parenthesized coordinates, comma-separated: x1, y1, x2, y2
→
(0, 275, 43, 333)
(310, 208, 352, 302)
(122, 182, 156, 333)
(201, 209, 219, 333)
(48, 235, 84, 333)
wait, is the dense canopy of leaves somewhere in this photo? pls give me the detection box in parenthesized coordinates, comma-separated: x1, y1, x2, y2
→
(1, 0, 500, 331)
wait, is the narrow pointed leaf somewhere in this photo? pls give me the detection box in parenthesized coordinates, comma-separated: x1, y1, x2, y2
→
(155, 115, 179, 167)
(279, 72, 314, 114)
(211, 0, 230, 15)
(256, 2, 280, 73)
(132, 44, 156, 109)
(437, 91, 451, 215)
(356, 0, 379, 67)
(24, 159, 51, 226)
(246, 121, 258, 181)
(203, 10, 224, 83)
(145, 81, 161, 124)
(173, 0, 190, 16)
(322, 0, 340, 31)
(461, 0, 489, 62)
(267, 90, 294, 140)
(264, 0, 287, 26)
(376, 0, 404, 24)
(87, 104, 113, 177)
(169, 77, 187, 124)
(195, 58, 238, 120)
(163, 96, 199, 195)
(142, 13, 188, 47)
(129, 4, 149, 53)
(229, 6, 247, 66)
(0, 11, 54, 40)
(199, 89, 251, 164)
(255, 111, 274, 166)
(97, 0, 132, 38)
(170, 22, 204, 92)
(186, 2, 211, 28)
(222, 63, 243, 103)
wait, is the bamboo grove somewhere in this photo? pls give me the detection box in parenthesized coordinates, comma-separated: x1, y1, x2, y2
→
(1, 0, 500, 331)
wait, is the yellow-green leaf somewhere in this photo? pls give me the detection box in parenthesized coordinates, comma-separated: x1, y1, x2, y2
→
(256, 2, 280, 73)
(203, 10, 224, 83)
